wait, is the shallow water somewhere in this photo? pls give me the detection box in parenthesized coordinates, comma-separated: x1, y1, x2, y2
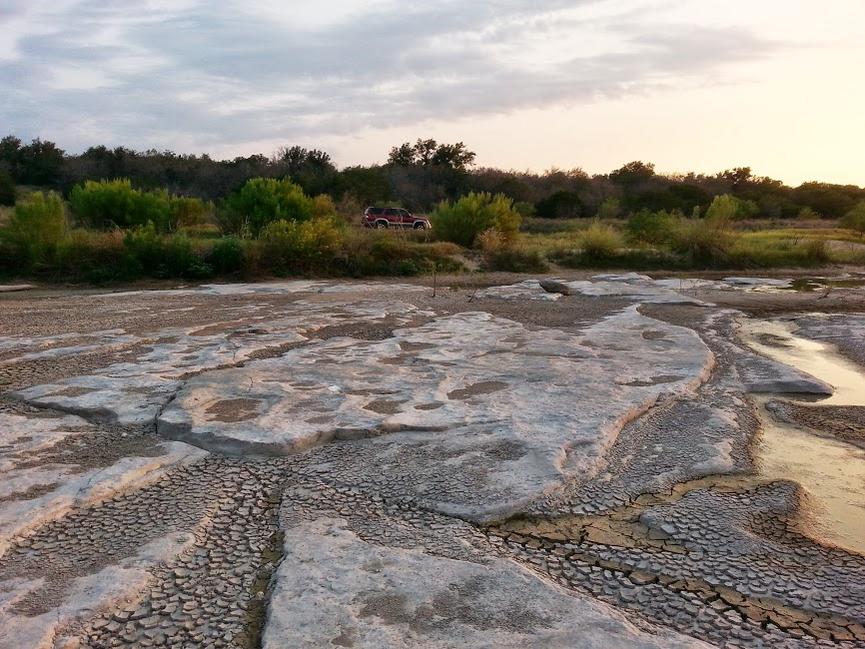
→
(741, 318, 865, 554)
(754, 396, 865, 554)
(740, 318, 865, 406)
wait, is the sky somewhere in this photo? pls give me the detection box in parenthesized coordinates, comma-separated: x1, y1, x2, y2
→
(1, 0, 864, 186)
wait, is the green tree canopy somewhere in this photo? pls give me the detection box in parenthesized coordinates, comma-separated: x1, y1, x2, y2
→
(222, 178, 314, 236)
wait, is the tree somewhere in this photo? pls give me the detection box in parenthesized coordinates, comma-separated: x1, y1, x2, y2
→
(387, 139, 476, 171)
(272, 146, 336, 196)
(334, 166, 390, 206)
(793, 182, 858, 219)
(842, 202, 865, 237)
(387, 143, 416, 167)
(414, 139, 438, 166)
(431, 142, 476, 170)
(0, 170, 15, 206)
(536, 190, 583, 218)
(717, 167, 753, 191)
(16, 138, 65, 186)
(0, 135, 22, 171)
(609, 161, 655, 187)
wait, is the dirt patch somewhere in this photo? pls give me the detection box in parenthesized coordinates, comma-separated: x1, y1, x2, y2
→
(447, 381, 508, 400)
(0, 481, 62, 503)
(205, 398, 262, 423)
(767, 400, 865, 449)
(363, 399, 405, 415)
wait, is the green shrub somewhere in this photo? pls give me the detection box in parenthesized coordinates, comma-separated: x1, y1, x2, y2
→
(57, 230, 126, 282)
(626, 209, 678, 244)
(0, 170, 15, 206)
(803, 239, 830, 264)
(579, 221, 623, 259)
(597, 197, 621, 220)
(259, 217, 343, 273)
(177, 223, 222, 239)
(222, 178, 314, 236)
(705, 194, 759, 221)
(170, 196, 211, 228)
(842, 202, 865, 237)
(311, 194, 337, 219)
(513, 201, 536, 218)
(431, 192, 521, 247)
(209, 236, 246, 274)
(70, 179, 173, 231)
(670, 217, 737, 265)
(3, 191, 67, 267)
(122, 223, 212, 278)
(336, 230, 463, 277)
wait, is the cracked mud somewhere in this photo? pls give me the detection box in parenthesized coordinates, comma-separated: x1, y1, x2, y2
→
(1, 274, 865, 648)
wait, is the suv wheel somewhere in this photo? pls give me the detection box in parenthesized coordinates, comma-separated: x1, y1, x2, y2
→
(375, 220, 389, 229)
(413, 221, 427, 230)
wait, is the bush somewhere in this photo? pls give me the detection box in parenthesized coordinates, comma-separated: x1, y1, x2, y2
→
(311, 194, 337, 219)
(597, 197, 621, 220)
(579, 221, 623, 259)
(259, 217, 343, 273)
(122, 223, 212, 278)
(431, 192, 521, 247)
(122, 222, 164, 273)
(336, 230, 463, 277)
(842, 202, 865, 237)
(705, 194, 758, 221)
(0, 170, 15, 206)
(57, 230, 125, 282)
(178, 223, 222, 239)
(70, 179, 173, 231)
(477, 227, 546, 271)
(209, 236, 246, 274)
(170, 196, 211, 228)
(482, 246, 548, 272)
(670, 217, 737, 265)
(221, 178, 314, 236)
(513, 201, 536, 218)
(3, 191, 67, 267)
(626, 209, 678, 245)
(803, 238, 830, 264)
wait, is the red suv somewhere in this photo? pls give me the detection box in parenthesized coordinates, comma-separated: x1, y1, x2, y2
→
(363, 207, 430, 230)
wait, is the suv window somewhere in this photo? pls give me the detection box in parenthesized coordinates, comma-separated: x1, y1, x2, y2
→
(384, 208, 400, 216)
(366, 207, 384, 215)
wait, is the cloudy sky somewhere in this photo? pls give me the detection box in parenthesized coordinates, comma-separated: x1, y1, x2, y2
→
(2, 0, 863, 185)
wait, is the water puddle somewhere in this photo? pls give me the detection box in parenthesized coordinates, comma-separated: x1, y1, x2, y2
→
(785, 276, 865, 293)
(739, 319, 865, 406)
(740, 318, 865, 554)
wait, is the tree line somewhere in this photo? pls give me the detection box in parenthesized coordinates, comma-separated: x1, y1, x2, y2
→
(1, 134, 863, 220)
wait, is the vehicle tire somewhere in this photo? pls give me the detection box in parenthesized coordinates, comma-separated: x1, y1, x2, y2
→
(413, 221, 427, 230)
(375, 220, 388, 229)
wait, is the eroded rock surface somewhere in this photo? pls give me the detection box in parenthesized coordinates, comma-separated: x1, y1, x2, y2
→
(1, 276, 865, 648)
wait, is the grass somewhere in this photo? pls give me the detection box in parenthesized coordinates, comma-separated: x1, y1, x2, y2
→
(517, 219, 865, 271)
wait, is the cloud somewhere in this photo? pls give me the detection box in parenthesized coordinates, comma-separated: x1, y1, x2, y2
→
(0, 0, 779, 157)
